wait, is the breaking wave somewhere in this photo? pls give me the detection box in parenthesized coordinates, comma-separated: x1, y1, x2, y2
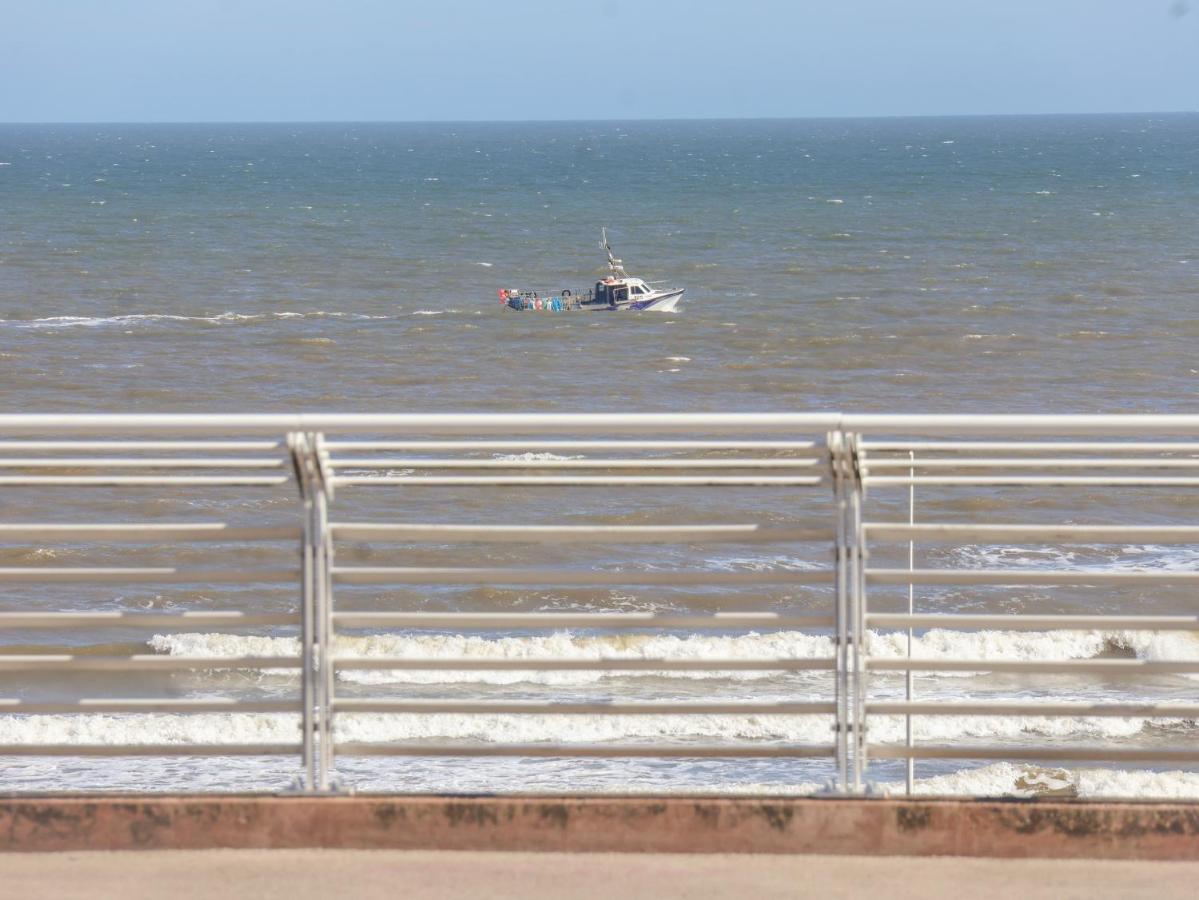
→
(146, 627, 1199, 686)
(0, 707, 1192, 749)
(1, 311, 389, 329)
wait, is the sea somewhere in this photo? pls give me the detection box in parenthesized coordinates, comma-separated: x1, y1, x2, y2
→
(1, 114, 1199, 797)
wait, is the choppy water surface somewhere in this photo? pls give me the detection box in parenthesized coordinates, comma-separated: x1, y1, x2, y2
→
(2, 116, 1199, 796)
(3, 115, 1198, 411)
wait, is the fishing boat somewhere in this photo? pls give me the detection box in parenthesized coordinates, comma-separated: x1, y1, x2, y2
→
(499, 229, 685, 313)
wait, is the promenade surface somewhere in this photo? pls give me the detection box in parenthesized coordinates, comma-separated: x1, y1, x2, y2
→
(2, 850, 1197, 899)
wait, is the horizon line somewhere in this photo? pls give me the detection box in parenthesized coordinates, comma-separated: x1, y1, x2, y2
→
(3, 110, 1198, 127)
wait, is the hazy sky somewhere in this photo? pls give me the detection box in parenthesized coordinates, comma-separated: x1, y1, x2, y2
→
(1, 0, 1196, 122)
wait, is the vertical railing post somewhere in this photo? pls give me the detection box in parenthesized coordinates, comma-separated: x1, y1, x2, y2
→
(905, 449, 916, 795)
(314, 433, 335, 790)
(288, 432, 317, 792)
(829, 429, 860, 793)
(289, 431, 335, 793)
(846, 433, 867, 792)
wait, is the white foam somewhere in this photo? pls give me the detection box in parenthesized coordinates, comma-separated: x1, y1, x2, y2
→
(147, 626, 1199, 687)
(707, 555, 826, 572)
(0, 705, 1188, 749)
(148, 630, 836, 685)
(876, 762, 1199, 800)
(949, 542, 1199, 572)
(491, 452, 582, 462)
(866, 627, 1109, 665)
(0, 712, 299, 746)
(6, 313, 252, 329)
(335, 712, 830, 744)
(1, 311, 381, 329)
(1074, 767, 1199, 799)
(8, 631, 1199, 752)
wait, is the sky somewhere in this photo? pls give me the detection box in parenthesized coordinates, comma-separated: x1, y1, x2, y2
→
(0, 0, 1196, 122)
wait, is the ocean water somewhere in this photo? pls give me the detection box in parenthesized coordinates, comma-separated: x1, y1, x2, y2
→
(2, 115, 1199, 797)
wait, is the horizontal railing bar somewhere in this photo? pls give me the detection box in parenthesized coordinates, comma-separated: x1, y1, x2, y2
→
(864, 523, 1199, 542)
(842, 414, 1199, 436)
(866, 613, 1199, 631)
(333, 612, 835, 629)
(332, 700, 836, 715)
(331, 458, 825, 470)
(323, 440, 824, 452)
(0, 524, 299, 542)
(330, 523, 832, 543)
(335, 743, 836, 758)
(0, 476, 290, 486)
(0, 441, 284, 451)
(0, 567, 299, 584)
(0, 458, 286, 469)
(860, 441, 1199, 453)
(867, 745, 1199, 763)
(0, 699, 297, 713)
(866, 659, 1199, 674)
(331, 567, 832, 586)
(0, 744, 301, 757)
(868, 568, 1199, 585)
(0, 612, 299, 628)
(0, 413, 842, 436)
(866, 700, 1199, 717)
(331, 657, 835, 671)
(864, 476, 1199, 487)
(332, 475, 825, 487)
(864, 457, 1199, 470)
(0, 656, 301, 672)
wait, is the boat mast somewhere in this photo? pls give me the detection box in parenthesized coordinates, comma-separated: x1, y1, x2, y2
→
(600, 227, 627, 278)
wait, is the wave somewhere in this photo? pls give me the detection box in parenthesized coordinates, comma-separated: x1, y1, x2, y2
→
(878, 762, 1199, 800)
(947, 542, 1199, 572)
(146, 627, 1199, 686)
(0, 706, 1191, 749)
(870, 628, 1199, 672)
(691, 764, 1199, 800)
(2, 748, 1195, 799)
(149, 630, 836, 685)
(334, 710, 1188, 744)
(1, 311, 389, 329)
(569, 765, 1199, 799)
(0, 713, 299, 746)
(490, 452, 582, 462)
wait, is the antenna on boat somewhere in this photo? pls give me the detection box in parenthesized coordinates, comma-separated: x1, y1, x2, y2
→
(600, 227, 627, 278)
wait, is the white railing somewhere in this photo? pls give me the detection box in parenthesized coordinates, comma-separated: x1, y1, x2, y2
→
(1, 413, 1198, 794)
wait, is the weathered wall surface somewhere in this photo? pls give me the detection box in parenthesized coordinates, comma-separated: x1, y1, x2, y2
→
(2, 796, 1198, 859)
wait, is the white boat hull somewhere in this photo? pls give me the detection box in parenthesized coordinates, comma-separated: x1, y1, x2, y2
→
(628, 288, 684, 312)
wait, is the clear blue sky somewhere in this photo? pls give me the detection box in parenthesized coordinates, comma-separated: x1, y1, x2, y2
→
(1, 0, 1196, 122)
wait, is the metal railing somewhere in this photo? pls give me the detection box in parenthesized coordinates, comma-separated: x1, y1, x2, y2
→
(1, 413, 1198, 795)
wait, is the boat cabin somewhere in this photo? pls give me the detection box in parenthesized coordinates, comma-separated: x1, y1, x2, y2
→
(593, 277, 653, 307)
